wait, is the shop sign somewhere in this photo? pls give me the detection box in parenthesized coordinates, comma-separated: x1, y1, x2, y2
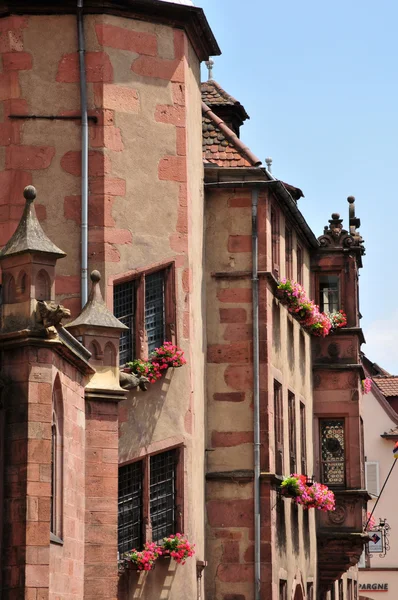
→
(359, 583, 388, 591)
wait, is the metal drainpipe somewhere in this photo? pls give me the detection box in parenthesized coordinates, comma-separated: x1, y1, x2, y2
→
(77, 0, 89, 307)
(252, 187, 261, 600)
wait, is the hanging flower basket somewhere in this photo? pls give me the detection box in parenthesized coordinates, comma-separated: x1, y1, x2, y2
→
(276, 279, 347, 337)
(327, 310, 347, 329)
(122, 542, 163, 572)
(362, 378, 372, 395)
(280, 474, 335, 512)
(161, 533, 195, 565)
(120, 533, 195, 573)
(125, 342, 187, 384)
(365, 512, 376, 531)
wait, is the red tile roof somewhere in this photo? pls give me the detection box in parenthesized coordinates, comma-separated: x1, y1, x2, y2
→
(372, 376, 398, 397)
(202, 102, 261, 168)
(201, 80, 249, 120)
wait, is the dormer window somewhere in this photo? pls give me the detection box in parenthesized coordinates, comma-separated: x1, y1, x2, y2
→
(319, 275, 339, 313)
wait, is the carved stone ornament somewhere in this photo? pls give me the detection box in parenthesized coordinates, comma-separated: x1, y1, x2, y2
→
(313, 374, 321, 389)
(36, 300, 71, 328)
(317, 198, 365, 254)
(328, 342, 340, 358)
(119, 370, 150, 392)
(328, 504, 347, 525)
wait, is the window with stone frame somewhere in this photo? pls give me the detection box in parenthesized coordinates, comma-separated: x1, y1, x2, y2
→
(300, 401, 307, 475)
(288, 392, 297, 474)
(319, 274, 340, 313)
(271, 206, 280, 277)
(296, 244, 303, 284)
(274, 381, 284, 475)
(307, 582, 314, 600)
(285, 226, 293, 280)
(279, 580, 287, 600)
(320, 418, 346, 487)
(51, 377, 63, 542)
(113, 263, 176, 365)
(118, 447, 183, 555)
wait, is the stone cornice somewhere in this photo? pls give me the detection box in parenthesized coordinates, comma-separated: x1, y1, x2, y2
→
(0, 0, 220, 61)
(0, 328, 94, 375)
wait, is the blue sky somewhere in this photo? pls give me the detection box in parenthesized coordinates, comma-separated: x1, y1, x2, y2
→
(198, 0, 398, 373)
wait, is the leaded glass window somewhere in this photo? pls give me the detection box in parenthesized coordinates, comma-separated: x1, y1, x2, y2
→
(113, 280, 135, 365)
(118, 461, 143, 554)
(114, 267, 173, 365)
(145, 271, 165, 354)
(320, 418, 345, 486)
(150, 449, 177, 542)
(319, 275, 339, 313)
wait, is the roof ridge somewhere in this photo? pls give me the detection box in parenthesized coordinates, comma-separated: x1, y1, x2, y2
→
(202, 101, 261, 167)
(205, 79, 239, 105)
(201, 80, 250, 120)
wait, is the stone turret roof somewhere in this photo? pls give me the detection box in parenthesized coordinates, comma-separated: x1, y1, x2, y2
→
(0, 186, 65, 259)
(202, 102, 261, 168)
(201, 79, 249, 121)
(66, 271, 127, 330)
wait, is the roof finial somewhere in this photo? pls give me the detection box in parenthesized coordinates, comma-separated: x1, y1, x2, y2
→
(347, 195, 360, 235)
(23, 185, 36, 203)
(91, 270, 101, 283)
(205, 58, 214, 81)
(265, 157, 273, 173)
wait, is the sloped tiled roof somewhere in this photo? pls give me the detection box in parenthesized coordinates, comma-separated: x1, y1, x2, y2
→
(201, 80, 249, 120)
(202, 102, 261, 168)
(372, 376, 398, 397)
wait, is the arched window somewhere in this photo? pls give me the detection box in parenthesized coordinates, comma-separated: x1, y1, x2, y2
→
(3, 274, 16, 303)
(51, 377, 63, 540)
(36, 270, 51, 301)
(16, 271, 28, 301)
(104, 342, 116, 367)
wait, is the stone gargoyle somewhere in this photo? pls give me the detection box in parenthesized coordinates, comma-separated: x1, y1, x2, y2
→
(36, 300, 71, 329)
(119, 370, 150, 392)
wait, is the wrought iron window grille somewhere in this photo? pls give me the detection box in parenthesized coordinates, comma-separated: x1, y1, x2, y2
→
(118, 448, 179, 554)
(113, 264, 175, 366)
(320, 418, 345, 487)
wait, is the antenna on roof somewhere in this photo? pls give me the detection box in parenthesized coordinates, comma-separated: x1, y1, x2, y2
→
(265, 157, 273, 173)
(205, 59, 214, 81)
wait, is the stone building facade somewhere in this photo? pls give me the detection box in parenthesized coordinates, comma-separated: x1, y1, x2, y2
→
(357, 357, 398, 600)
(0, 2, 369, 600)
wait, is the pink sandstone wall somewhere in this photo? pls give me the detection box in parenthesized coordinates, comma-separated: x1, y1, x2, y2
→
(204, 187, 317, 600)
(0, 11, 204, 599)
(49, 361, 85, 600)
(1, 342, 85, 600)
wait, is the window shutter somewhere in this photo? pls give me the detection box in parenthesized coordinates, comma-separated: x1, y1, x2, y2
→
(365, 461, 379, 497)
(358, 549, 366, 568)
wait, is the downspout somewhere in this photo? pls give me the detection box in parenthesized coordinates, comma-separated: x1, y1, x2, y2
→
(77, 0, 89, 307)
(252, 187, 261, 600)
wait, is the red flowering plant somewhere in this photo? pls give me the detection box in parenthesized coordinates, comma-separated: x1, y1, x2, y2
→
(149, 342, 187, 370)
(125, 342, 186, 385)
(162, 533, 195, 564)
(365, 512, 376, 532)
(280, 474, 335, 512)
(126, 359, 162, 384)
(123, 542, 162, 571)
(327, 310, 347, 329)
(277, 279, 332, 337)
(362, 378, 372, 395)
